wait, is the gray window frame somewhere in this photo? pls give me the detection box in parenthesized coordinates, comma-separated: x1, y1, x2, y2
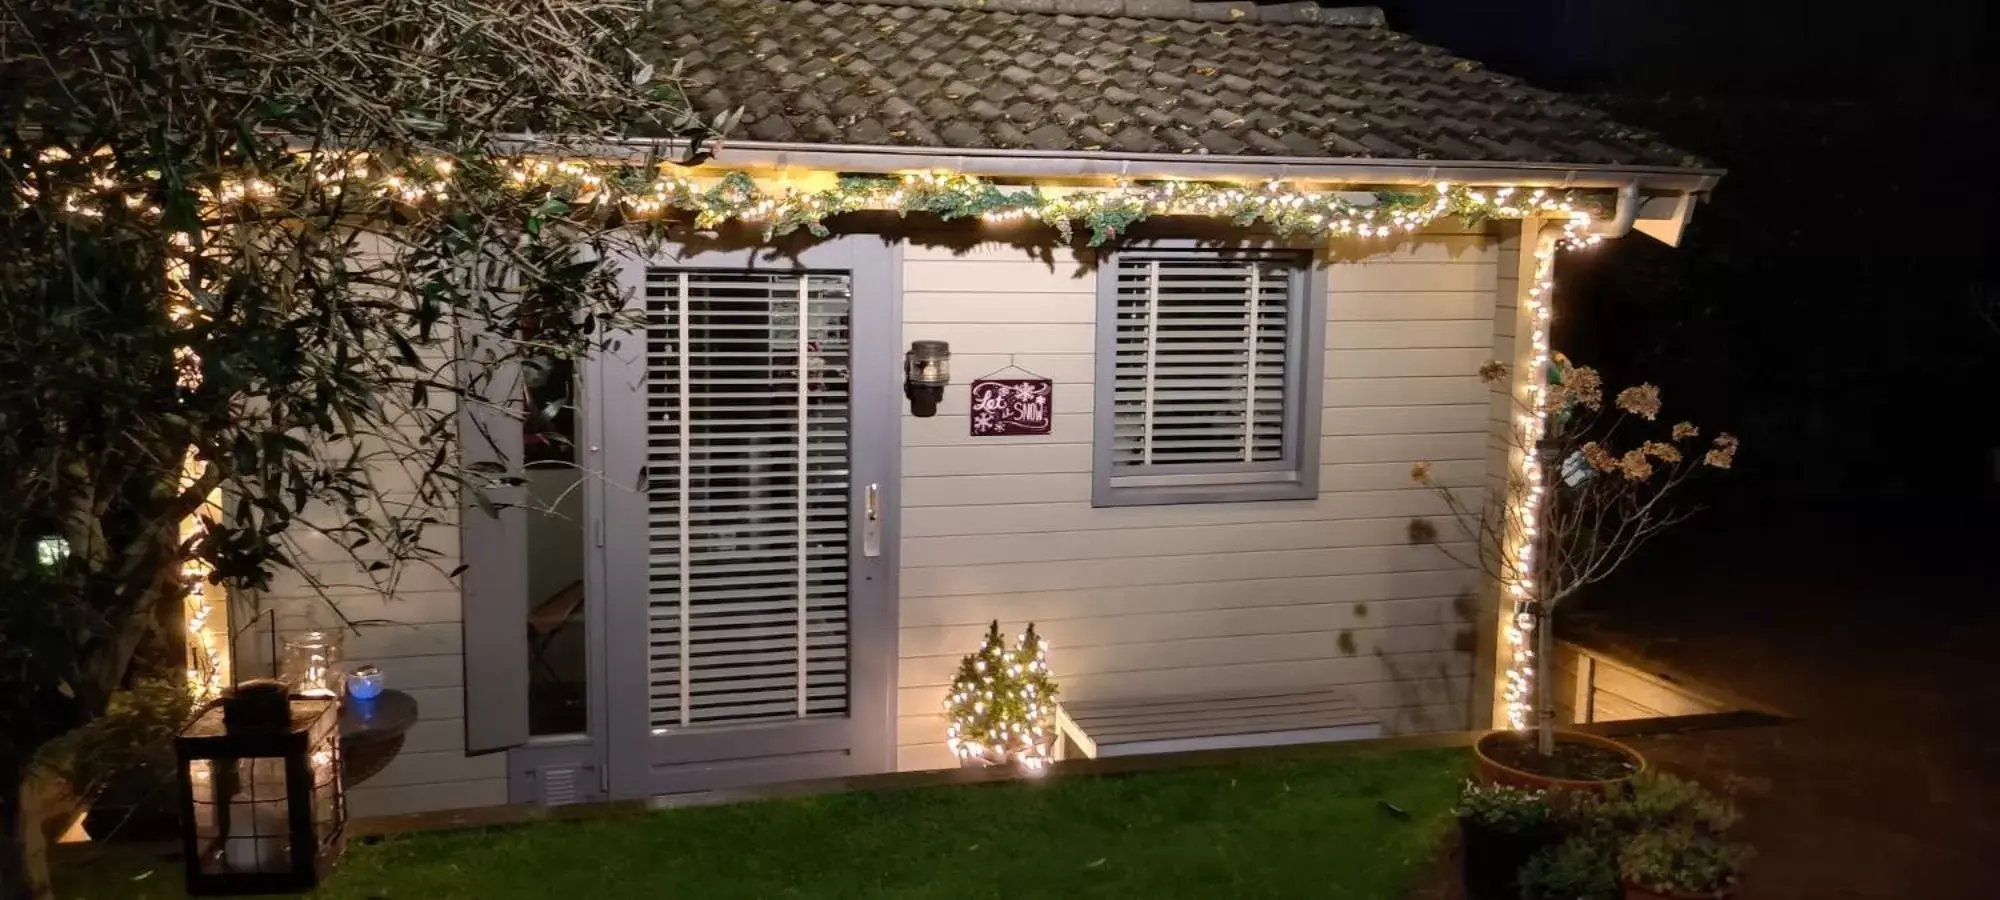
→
(1091, 241, 1328, 508)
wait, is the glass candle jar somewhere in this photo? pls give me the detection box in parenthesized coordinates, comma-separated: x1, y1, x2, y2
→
(345, 664, 384, 701)
(280, 631, 343, 698)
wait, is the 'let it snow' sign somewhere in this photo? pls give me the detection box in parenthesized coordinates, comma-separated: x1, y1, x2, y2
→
(970, 378, 1053, 436)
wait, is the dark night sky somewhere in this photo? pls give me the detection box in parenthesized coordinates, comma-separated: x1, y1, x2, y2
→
(1377, 0, 2000, 510)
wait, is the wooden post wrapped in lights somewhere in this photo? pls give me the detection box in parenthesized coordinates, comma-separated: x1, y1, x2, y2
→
(175, 686, 345, 896)
(944, 621, 1058, 769)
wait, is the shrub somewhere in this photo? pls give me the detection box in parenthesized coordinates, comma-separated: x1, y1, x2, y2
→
(1621, 824, 1752, 895)
(1518, 835, 1620, 900)
(1454, 780, 1553, 833)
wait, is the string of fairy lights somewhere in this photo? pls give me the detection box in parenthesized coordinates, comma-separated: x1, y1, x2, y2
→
(30, 148, 1591, 727)
(1502, 231, 1563, 732)
(944, 623, 1057, 769)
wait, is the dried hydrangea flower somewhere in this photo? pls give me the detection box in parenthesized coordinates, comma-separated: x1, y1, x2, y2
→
(1582, 442, 1619, 472)
(1641, 441, 1682, 464)
(1410, 460, 1433, 484)
(1478, 359, 1510, 384)
(1703, 432, 1739, 469)
(1618, 448, 1656, 481)
(1555, 362, 1604, 411)
(1615, 384, 1662, 420)
(1671, 421, 1699, 441)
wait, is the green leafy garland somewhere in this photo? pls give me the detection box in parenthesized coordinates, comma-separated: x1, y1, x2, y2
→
(46, 152, 1609, 249)
(944, 620, 1058, 768)
(605, 168, 1607, 246)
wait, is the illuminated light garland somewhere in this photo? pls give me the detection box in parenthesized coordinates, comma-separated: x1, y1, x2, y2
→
(29, 151, 1609, 248)
(1496, 222, 1598, 732)
(23, 149, 1602, 707)
(167, 234, 232, 703)
(944, 622, 1057, 771)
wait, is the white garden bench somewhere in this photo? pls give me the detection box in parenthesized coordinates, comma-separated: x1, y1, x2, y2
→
(1053, 688, 1383, 759)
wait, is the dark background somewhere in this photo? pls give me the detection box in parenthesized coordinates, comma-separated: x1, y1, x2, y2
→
(1368, 13, 2000, 890)
(1380, 0, 1998, 538)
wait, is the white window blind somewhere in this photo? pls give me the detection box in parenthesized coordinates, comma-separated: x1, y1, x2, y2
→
(1111, 251, 1299, 468)
(643, 269, 852, 730)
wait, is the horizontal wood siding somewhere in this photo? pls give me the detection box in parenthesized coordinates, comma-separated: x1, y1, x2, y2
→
(1550, 641, 1732, 725)
(239, 400, 506, 819)
(896, 234, 1500, 769)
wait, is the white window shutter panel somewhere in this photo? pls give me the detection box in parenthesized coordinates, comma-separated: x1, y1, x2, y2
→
(1112, 252, 1297, 467)
(643, 269, 853, 729)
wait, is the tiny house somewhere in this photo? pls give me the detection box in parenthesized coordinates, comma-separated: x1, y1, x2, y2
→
(237, 0, 1718, 817)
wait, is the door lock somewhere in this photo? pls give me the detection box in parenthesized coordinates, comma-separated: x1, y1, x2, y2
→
(863, 483, 881, 558)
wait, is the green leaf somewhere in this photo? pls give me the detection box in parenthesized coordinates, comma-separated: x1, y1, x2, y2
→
(471, 487, 499, 519)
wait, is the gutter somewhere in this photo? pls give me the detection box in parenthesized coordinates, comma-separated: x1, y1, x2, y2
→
(497, 135, 1727, 195)
(1592, 181, 1644, 238)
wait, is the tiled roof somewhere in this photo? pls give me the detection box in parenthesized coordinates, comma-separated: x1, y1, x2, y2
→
(643, 0, 1705, 168)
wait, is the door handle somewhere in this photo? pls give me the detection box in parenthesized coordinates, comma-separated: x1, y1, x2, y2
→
(862, 483, 881, 558)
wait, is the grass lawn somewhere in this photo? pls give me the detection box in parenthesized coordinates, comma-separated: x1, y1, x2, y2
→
(56, 747, 1468, 899)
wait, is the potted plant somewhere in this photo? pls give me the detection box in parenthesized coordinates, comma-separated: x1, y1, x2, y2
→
(1621, 825, 1751, 900)
(1455, 780, 1556, 900)
(1616, 772, 1749, 899)
(1518, 834, 1622, 900)
(1412, 356, 1738, 790)
(1617, 771, 1740, 833)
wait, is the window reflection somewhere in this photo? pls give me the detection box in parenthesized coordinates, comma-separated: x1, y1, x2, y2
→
(525, 357, 587, 736)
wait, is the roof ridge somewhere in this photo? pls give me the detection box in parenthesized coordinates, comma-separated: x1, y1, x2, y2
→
(821, 0, 1387, 27)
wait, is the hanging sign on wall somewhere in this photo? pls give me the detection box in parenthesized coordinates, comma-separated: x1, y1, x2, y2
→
(970, 377, 1053, 436)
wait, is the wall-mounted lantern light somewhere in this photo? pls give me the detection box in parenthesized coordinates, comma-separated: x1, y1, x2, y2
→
(904, 340, 951, 418)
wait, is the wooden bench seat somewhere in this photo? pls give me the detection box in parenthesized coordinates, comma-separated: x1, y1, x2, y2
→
(1053, 688, 1383, 759)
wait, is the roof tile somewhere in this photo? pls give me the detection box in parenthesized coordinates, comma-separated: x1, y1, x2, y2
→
(640, 0, 1704, 167)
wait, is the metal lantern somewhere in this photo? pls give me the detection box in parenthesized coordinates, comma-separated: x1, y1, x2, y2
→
(176, 692, 345, 895)
(903, 339, 951, 417)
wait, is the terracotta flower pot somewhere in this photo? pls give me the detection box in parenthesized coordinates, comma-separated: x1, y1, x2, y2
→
(1624, 879, 1734, 900)
(1474, 729, 1646, 792)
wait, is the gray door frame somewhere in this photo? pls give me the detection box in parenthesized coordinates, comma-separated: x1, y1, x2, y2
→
(598, 236, 901, 799)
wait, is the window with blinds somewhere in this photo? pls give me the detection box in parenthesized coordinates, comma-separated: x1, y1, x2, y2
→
(1093, 248, 1325, 506)
(643, 270, 853, 731)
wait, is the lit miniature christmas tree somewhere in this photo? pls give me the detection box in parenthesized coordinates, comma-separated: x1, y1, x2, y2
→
(943, 620, 1058, 768)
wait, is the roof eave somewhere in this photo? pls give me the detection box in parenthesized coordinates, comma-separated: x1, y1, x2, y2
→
(522, 135, 1726, 193)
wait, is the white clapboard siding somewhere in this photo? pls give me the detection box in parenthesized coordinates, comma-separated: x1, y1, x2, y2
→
(1329, 234, 1500, 265)
(1325, 260, 1498, 293)
(901, 623, 1469, 687)
(901, 598, 1472, 657)
(904, 459, 1484, 509)
(903, 322, 1097, 355)
(901, 486, 1481, 538)
(900, 574, 1477, 628)
(906, 413, 1095, 446)
(942, 354, 1096, 384)
(901, 543, 1473, 599)
(895, 230, 1502, 769)
(1324, 347, 1493, 379)
(260, 547, 489, 817)
(905, 292, 1096, 324)
(901, 432, 1484, 479)
(1332, 292, 1494, 322)
(1323, 319, 1495, 350)
(1322, 404, 1490, 435)
(1325, 376, 1491, 408)
(905, 518, 1435, 568)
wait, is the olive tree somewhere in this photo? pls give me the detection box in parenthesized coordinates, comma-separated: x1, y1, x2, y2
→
(0, 1, 726, 894)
